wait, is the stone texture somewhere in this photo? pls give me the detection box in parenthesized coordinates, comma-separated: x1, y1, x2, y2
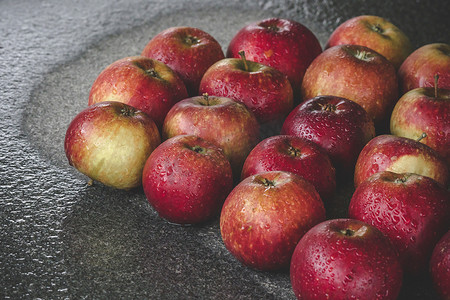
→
(1, 0, 448, 298)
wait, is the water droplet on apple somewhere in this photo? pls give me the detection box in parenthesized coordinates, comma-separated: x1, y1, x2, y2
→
(166, 166, 173, 176)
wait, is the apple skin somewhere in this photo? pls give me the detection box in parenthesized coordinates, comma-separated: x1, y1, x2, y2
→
(220, 171, 326, 271)
(281, 95, 375, 175)
(398, 43, 450, 95)
(325, 15, 412, 69)
(430, 230, 450, 300)
(142, 135, 233, 225)
(141, 26, 225, 96)
(301, 44, 398, 126)
(162, 95, 260, 179)
(241, 135, 336, 201)
(349, 171, 450, 275)
(88, 56, 188, 129)
(390, 87, 450, 165)
(354, 134, 449, 188)
(227, 17, 322, 100)
(290, 218, 403, 300)
(199, 57, 293, 125)
(64, 101, 161, 190)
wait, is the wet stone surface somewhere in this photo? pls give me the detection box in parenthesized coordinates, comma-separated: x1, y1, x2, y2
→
(1, 0, 448, 298)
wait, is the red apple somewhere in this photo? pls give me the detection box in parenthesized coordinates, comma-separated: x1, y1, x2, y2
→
(398, 43, 450, 95)
(390, 85, 450, 165)
(354, 134, 449, 188)
(281, 95, 375, 175)
(220, 171, 325, 271)
(199, 51, 293, 125)
(142, 135, 233, 225)
(227, 17, 322, 100)
(325, 15, 412, 69)
(88, 56, 188, 129)
(290, 218, 403, 300)
(141, 26, 225, 96)
(241, 135, 336, 200)
(162, 94, 260, 178)
(349, 171, 450, 274)
(64, 101, 161, 189)
(301, 44, 398, 126)
(430, 230, 450, 300)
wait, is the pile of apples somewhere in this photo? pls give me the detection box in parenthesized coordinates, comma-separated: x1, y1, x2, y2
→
(64, 15, 450, 300)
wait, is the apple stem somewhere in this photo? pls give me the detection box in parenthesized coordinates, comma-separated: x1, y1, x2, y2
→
(120, 106, 135, 117)
(416, 132, 427, 142)
(340, 229, 354, 236)
(191, 145, 205, 154)
(355, 49, 369, 61)
(238, 50, 249, 72)
(434, 74, 439, 98)
(340, 226, 367, 237)
(372, 24, 384, 33)
(261, 178, 275, 187)
(287, 146, 302, 157)
(202, 93, 210, 106)
(146, 68, 160, 79)
(394, 174, 412, 184)
(184, 35, 199, 46)
(318, 102, 336, 112)
(255, 176, 275, 188)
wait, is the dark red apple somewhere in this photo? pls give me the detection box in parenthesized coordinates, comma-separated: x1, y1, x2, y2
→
(65, 101, 161, 189)
(88, 56, 188, 129)
(398, 43, 450, 95)
(430, 230, 450, 300)
(281, 95, 375, 175)
(349, 171, 450, 274)
(141, 26, 224, 96)
(390, 85, 450, 165)
(301, 44, 398, 126)
(220, 171, 326, 271)
(142, 134, 233, 225)
(162, 94, 260, 178)
(290, 218, 403, 300)
(241, 135, 336, 200)
(199, 51, 293, 125)
(326, 15, 412, 69)
(354, 134, 449, 187)
(227, 17, 322, 100)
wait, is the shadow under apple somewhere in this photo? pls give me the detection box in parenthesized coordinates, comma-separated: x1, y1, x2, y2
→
(60, 183, 294, 299)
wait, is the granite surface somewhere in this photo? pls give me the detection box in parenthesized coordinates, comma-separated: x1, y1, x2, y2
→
(1, 0, 448, 298)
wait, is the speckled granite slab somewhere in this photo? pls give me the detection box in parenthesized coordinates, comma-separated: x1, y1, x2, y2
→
(1, 0, 448, 298)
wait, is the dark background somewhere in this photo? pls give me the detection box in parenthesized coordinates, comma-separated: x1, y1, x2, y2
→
(1, 0, 449, 298)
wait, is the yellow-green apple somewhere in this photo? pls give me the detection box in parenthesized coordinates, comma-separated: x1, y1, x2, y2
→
(430, 230, 450, 300)
(301, 44, 398, 127)
(142, 135, 233, 225)
(390, 86, 450, 165)
(354, 134, 449, 187)
(88, 56, 188, 129)
(162, 94, 260, 179)
(199, 51, 293, 126)
(325, 15, 412, 69)
(141, 26, 224, 96)
(290, 218, 403, 300)
(64, 101, 161, 189)
(398, 43, 450, 95)
(349, 171, 450, 274)
(281, 95, 375, 175)
(227, 17, 322, 100)
(241, 135, 336, 201)
(220, 171, 325, 271)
